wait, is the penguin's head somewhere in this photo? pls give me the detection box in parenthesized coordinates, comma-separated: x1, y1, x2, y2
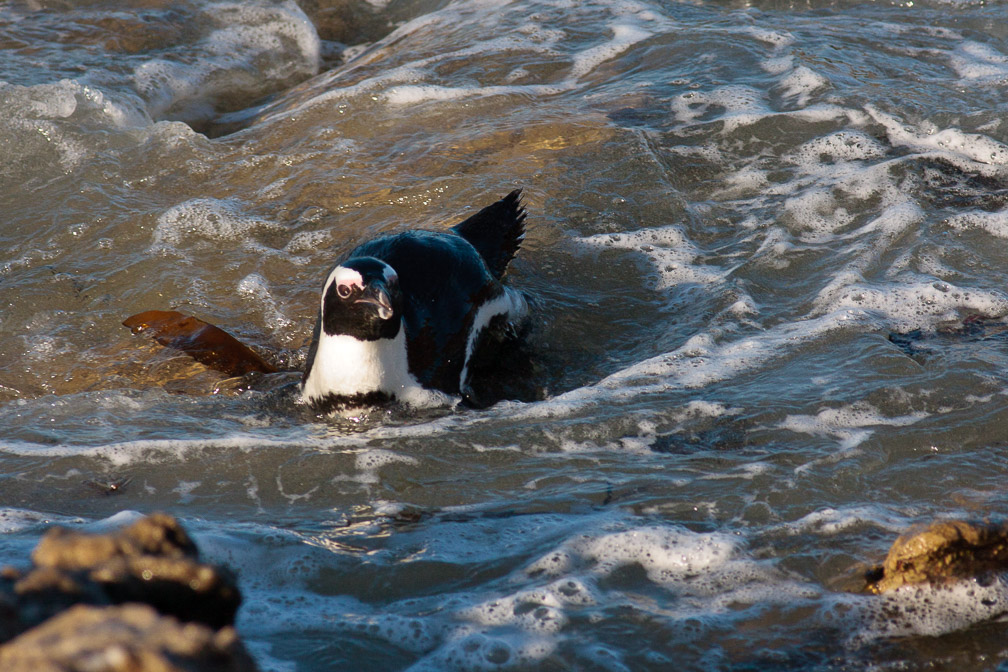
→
(320, 257, 402, 341)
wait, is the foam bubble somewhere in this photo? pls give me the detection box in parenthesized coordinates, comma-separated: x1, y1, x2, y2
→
(461, 575, 598, 634)
(781, 506, 910, 537)
(0, 508, 78, 534)
(577, 225, 727, 289)
(408, 631, 556, 671)
(762, 55, 795, 75)
(816, 277, 1008, 332)
(782, 188, 853, 237)
(741, 26, 795, 48)
(780, 402, 928, 451)
(272, 0, 672, 116)
(850, 579, 1008, 643)
(578, 526, 736, 585)
(776, 65, 829, 106)
(380, 18, 653, 106)
(149, 198, 284, 258)
(348, 449, 419, 484)
(0, 431, 323, 469)
(383, 83, 550, 106)
(601, 309, 866, 392)
(569, 23, 652, 79)
(238, 273, 296, 342)
(789, 130, 886, 166)
(867, 105, 1008, 175)
(948, 40, 1008, 83)
(671, 85, 769, 132)
(132, 0, 319, 122)
(945, 207, 1008, 238)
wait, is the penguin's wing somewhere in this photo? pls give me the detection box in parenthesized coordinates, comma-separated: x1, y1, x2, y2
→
(450, 189, 525, 279)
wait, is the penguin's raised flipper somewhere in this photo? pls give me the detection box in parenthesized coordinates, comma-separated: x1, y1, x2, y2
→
(450, 189, 526, 279)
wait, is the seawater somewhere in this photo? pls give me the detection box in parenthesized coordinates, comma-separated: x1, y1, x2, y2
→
(2, 0, 1008, 669)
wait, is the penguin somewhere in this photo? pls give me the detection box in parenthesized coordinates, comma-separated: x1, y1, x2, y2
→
(299, 189, 529, 409)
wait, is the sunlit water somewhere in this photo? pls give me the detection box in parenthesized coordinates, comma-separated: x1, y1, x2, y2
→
(3, 0, 1008, 669)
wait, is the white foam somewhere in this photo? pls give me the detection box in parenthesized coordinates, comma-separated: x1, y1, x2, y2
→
(776, 65, 829, 107)
(406, 631, 556, 671)
(205, 2, 320, 68)
(804, 199, 1006, 331)
(577, 225, 727, 289)
(782, 188, 854, 238)
(762, 55, 795, 75)
(741, 26, 795, 48)
(380, 17, 653, 106)
(149, 198, 284, 258)
(780, 402, 928, 451)
(0, 508, 79, 534)
(867, 105, 1008, 175)
(354, 448, 418, 473)
(671, 85, 768, 132)
(0, 431, 324, 468)
(569, 23, 652, 79)
(948, 40, 1008, 83)
(579, 526, 736, 585)
(849, 578, 1008, 644)
(133, 0, 319, 121)
(238, 273, 296, 342)
(945, 207, 1008, 238)
(815, 276, 1008, 332)
(781, 506, 911, 537)
(602, 309, 865, 392)
(267, 0, 671, 116)
(788, 130, 886, 166)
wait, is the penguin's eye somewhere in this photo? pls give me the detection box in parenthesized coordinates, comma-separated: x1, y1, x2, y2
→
(336, 283, 353, 299)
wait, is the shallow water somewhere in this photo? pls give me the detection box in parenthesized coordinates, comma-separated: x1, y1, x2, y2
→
(3, 0, 1008, 668)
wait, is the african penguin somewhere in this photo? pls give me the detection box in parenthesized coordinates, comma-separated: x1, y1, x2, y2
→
(300, 189, 529, 409)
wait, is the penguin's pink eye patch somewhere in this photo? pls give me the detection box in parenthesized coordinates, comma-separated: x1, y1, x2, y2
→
(326, 266, 364, 301)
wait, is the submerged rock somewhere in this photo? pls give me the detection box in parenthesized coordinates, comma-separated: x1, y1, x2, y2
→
(0, 514, 257, 671)
(865, 519, 1008, 593)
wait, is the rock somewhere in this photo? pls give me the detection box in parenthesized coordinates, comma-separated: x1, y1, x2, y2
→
(865, 519, 1008, 593)
(32, 513, 198, 569)
(15, 513, 238, 629)
(0, 514, 257, 671)
(91, 555, 240, 630)
(0, 603, 257, 672)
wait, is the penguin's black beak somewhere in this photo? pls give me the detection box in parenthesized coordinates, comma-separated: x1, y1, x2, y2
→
(355, 282, 394, 320)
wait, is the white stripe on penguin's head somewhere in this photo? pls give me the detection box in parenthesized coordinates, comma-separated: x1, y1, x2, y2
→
(381, 263, 398, 285)
(322, 265, 364, 310)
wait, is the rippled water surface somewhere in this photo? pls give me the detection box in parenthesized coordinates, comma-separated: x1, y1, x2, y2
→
(3, 0, 1008, 668)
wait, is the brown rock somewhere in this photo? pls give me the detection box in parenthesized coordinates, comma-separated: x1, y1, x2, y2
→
(31, 513, 198, 571)
(120, 513, 200, 559)
(31, 529, 123, 572)
(0, 603, 258, 672)
(91, 555, 241, 630)
(866, 519, 1008, 593)
(12, 514, 240, 631)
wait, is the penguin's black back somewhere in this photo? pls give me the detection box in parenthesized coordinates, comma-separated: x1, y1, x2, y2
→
(450, 189, 525, 279)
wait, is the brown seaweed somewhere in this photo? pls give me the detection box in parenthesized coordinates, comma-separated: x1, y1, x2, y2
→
(123, 310, 278, 377)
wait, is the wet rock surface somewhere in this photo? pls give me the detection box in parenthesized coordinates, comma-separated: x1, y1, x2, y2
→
(866, 519, 1008, 594)
(0, 604, 256, 672)
(0, 514, 257, 672)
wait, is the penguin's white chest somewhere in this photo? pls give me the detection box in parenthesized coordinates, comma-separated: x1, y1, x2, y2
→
(300, 327, 439, 406)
